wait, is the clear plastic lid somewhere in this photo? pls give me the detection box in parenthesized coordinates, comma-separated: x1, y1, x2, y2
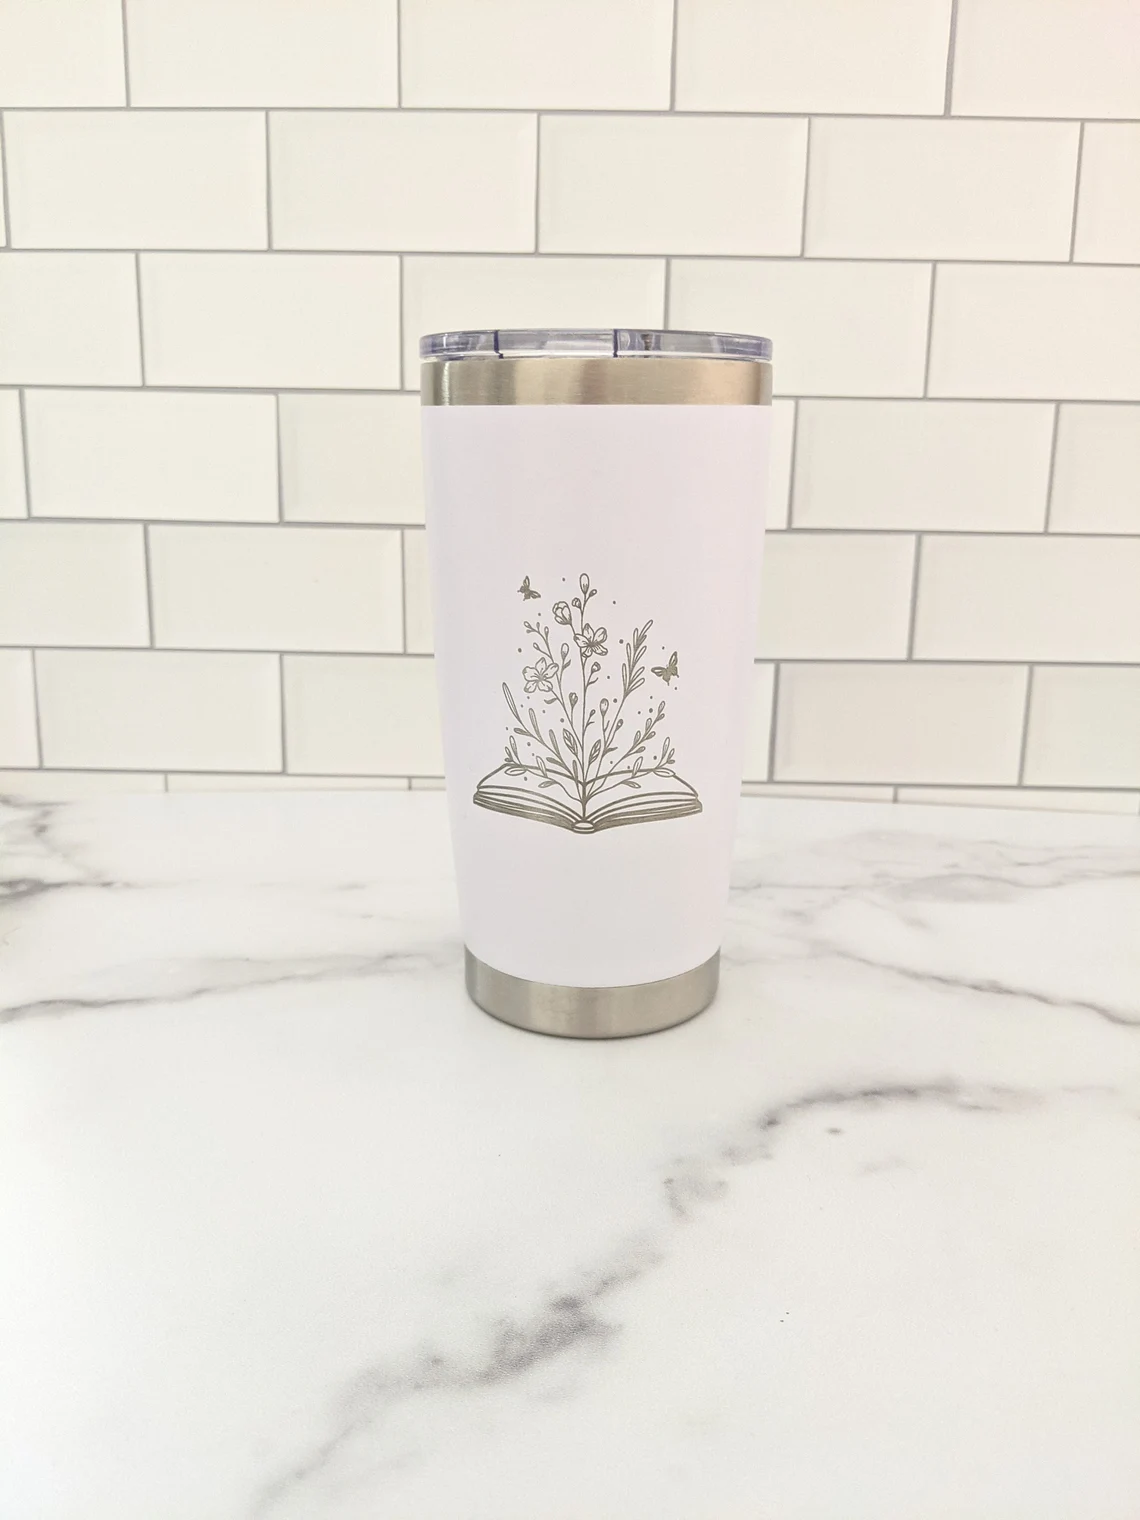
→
(420, 328, 772, 362)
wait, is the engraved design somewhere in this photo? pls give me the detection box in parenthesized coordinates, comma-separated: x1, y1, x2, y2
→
(473, 573, 702, 834)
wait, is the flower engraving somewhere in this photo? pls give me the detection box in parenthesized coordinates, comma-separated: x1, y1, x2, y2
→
(574, 623, 608, 659)
(475, 571, 701, 833)
(522, 655, 558, 693)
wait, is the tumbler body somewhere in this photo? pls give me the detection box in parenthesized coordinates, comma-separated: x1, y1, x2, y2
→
(421, 331, 771, 1036)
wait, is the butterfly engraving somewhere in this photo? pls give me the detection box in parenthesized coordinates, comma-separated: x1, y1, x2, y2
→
(652, 651, 679, 684)
(518, 576, 540, 600)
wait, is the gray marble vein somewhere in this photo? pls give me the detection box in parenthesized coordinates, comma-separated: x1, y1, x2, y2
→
(253, 1076, 1047, 1517)
(1, 792, 1138, 1520)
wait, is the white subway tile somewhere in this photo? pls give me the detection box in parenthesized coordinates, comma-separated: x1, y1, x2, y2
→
(409, 776, 445, 789)
(402, 257, 665, 381)
(766, 399, 794, 531)
(280, 393, 422, 524)
(742, 782, 896, 801)
(167, 772, 405, 791)
(758, 533, 915, 659)
(140, 254, 400, 388)
(0, 254, 140, 385)
(0, 523, 147, 645)
(1050, 405, 1140, 535)
(400, 0, 673, 109)
(540, 116, 807, 256)
(0, 145, 6, 245)
(775, 663, 1027, 784)
(0, 651, 37, 767)
(0, 769, 165, 797)
(670, 260, 931, 397)
(914, 535, 1140, 662)
(271, 112, 536, 253)
(284, 655, 443, 774)
(0, 392, 27, 518)
(149, 524, 403, 652)
(793, 401, 1053, 530)
(0, 0, 124, 105)
(1025, 667, 1140, 788)
(1074, 125, 1140, 264)
(952, 0, 1140, 118)
(741, 663, 776, 782)
(26, 390, 278, 521)
(126, 0, 397, 106)
(929, 265, 1140, 401)
(898, 786, 1139, 815)
(4, 112, 266, 250)
(675, 0, 951, 113)
(402, 529, 433, 654)
(36, 650, 281, 770)
(806, 118, 1078, 260)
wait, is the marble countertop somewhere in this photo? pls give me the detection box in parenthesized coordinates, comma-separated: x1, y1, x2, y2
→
(1, 791, 1138, 1520)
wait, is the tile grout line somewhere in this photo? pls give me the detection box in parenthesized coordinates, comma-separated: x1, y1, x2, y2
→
(905, 535, 924, 658)
(29, 650, 44, 768)
(397, 253, 405, 390)
(668, 0, 680, 110)
(532, 114, 542, 252)
(17, 388, 32, 515)
(11, 249, 1140, 268)
(15, 518, 1140, 539)
(0, 781, 1130, 804)
(2, 764, 1134, 795)
(119, 0, 132, 105)
(395, 0, 403, 108)
(9, 515, 439, 530)
(12, 384, 1140, 404)
(4, 643, 424, 657)
(1042, 401, 1062, 530)
(0, 112, 12, 246)
(766, 665, 781, 781)
(1016, 666, 1034, 784)
(798, 118, 812, 254)
(5, 105, 1140, 121)
(3, 650, 1130, 670)
(1068, 120, 1085, 260)
(399, 528, 409, 653)
(264, 112, 274, 249)
(785, 397, 801, 526)
(274, 393, 285, 521)
(942, 0, 960, 115)
(17, 525, 1140, 544)
(142, 523, 155, 645)
(921, 264, 938, 395)
(278, 654, 287, 773)
(134, 251, 147, 383)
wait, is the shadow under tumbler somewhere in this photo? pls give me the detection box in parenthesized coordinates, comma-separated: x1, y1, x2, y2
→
(420, 328, 772, 1038)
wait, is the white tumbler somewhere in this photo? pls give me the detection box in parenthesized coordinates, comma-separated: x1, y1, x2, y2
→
(421, 328, 772, 1037)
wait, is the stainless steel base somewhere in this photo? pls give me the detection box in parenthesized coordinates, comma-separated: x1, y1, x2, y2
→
(464, 949, 720, 1039)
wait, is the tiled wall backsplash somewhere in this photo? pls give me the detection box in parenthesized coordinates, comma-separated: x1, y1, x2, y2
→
(1, 0, 1138, 812)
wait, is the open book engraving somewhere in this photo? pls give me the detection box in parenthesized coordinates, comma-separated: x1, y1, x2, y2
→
(473, 572, 702, 834)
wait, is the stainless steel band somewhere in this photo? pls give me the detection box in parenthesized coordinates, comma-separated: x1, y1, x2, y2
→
(465, 948, 720, 1038)
(422, 357, 773, 407)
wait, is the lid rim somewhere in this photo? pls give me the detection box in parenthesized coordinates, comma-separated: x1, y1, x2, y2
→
(419, 328, 772, 362)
